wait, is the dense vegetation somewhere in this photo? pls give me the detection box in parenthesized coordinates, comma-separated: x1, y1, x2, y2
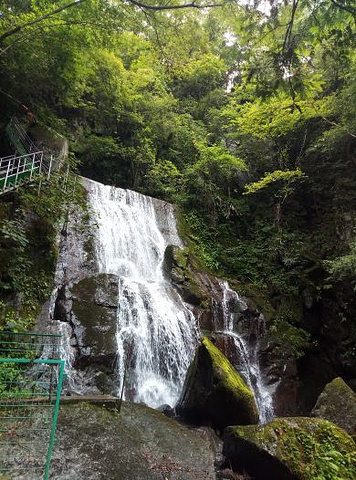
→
(0, 1, 355, 387)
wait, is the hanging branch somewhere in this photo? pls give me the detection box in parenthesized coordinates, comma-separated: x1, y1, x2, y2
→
(330, 0, 356, 16)
(0, 0, 87, 44)
(321, 116, 356, 139)
(282, 0, 299, 56)
(128, 0, 224, 11)
(0, 0, 225, 45)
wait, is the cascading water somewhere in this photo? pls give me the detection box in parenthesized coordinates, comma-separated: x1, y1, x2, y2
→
(217, 281, 274, 423)
(84, 179, 199, 408)
(52, 177, 274, 418)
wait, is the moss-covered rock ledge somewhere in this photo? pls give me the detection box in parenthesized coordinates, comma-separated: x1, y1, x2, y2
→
(223, 417, 356, 480)
(176, 337, 259, 430)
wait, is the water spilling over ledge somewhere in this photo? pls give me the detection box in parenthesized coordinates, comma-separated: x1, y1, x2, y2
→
(217, 281, 274, 423)
(51, 177, 274, 420)
(85, 179, 199, 408)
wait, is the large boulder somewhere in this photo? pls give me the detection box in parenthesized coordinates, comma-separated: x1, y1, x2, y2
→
(311, 377, 356, 438)
(4, 398, 216, 480)
(55, 273, 121, 394)
(71, 273, 119, 367)
(223, 417, 356, 480)
(176, 337, 259, 430)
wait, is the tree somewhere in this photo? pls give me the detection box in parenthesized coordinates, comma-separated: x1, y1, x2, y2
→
(0, 0, 225, 50)
(244, 169, 306, 228)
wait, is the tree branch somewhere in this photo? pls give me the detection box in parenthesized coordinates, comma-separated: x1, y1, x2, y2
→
(282, 0, 299, 56)
(127, 0, 224, 11)
(330, 0, 356, 16)
(0, 0, 87, 44)
(321, 116, 356, 139)
(0, 0, 225, 45)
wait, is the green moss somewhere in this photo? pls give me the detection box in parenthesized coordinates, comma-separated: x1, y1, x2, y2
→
(174, 246, 189, 270)
(230, 418, 356, 480)
(178, 336, 259, 427)
(167, 244, 209, 306)
(312, 377, 356, 438)
(328, 377, 351, 393)
(202, 337, 255, 402)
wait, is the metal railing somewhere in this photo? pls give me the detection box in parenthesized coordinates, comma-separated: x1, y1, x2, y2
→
(6, 117, 38, 156)
(0, 151, 54, 195)
(0, 332, 64, 480)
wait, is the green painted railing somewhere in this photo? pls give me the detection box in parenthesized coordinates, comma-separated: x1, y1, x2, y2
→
(0, 117, 53, 196)
(6, 117, 37, 156)
(0, 150, 52, 195)
(0, 332, 64, 479)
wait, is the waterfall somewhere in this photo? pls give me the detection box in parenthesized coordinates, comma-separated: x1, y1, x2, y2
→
(84, 179, 199, 408)
(217, 281, 274, 423)
(52, 177, 274, 418)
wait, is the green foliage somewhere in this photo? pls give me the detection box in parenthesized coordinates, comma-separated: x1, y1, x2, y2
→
(145, 160, 182, 201)
(180, 212, 221, 272)
(269, 319, 310, 360)
(0, 160, 86, 332)
(0, 0, 355, 379)
(0, 301, 33, 332)
(226, 95, 334, 140)
(244, 169, 306, 195)
(172, 54, 226, 99)
(324, 239, 356, 287)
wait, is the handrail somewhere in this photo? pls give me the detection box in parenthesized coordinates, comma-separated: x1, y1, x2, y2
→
(0, 153, 17, 162)
(0, 117, 59, 195)
(8, 116, 38, 153)
(0, 151, 46, 195)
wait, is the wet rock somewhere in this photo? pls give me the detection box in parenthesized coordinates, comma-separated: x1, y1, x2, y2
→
(217, 469, 249, 480)
(259, 340, 301, 417)
(54, 207, 98, 289)
(71, 274, 119, 367)
(311, 377, 356, 438)
(163, 245, 207, 307)
(298, 281, 356, 412)
(223, 417, 356, 480)
(157, 404, 176, 418)
(53, 273, 121, 394)
(176, 337, 259, 430)
(53, 284, 72, 322)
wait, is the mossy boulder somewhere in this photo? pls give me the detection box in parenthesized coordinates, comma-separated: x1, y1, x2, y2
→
(223, 417, 356, 480)
(311, 377, 356, 438)
(176, 337, 259, 430)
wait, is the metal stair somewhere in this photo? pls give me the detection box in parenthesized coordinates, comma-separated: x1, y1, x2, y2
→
(0, 118, 53, 196)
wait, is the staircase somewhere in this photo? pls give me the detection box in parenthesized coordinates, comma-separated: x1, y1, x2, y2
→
(0, 117, 52, 195)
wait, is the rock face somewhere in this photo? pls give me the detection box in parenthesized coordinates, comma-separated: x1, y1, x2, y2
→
(298, 282, 356, 413)
(164, 245, 275, 422)
(311, 377, 356, 438)
(5, 399, 216, 480)
(163, 245, 209, 308)
(71, 273, 119, 367)
(223, 417, 356, 480)
(176, 337, 259, 430)
(54, 273, 121, 394)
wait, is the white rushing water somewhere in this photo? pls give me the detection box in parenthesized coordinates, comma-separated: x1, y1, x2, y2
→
(84, 179, 199, 408)
(217, 281, 274, 423)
